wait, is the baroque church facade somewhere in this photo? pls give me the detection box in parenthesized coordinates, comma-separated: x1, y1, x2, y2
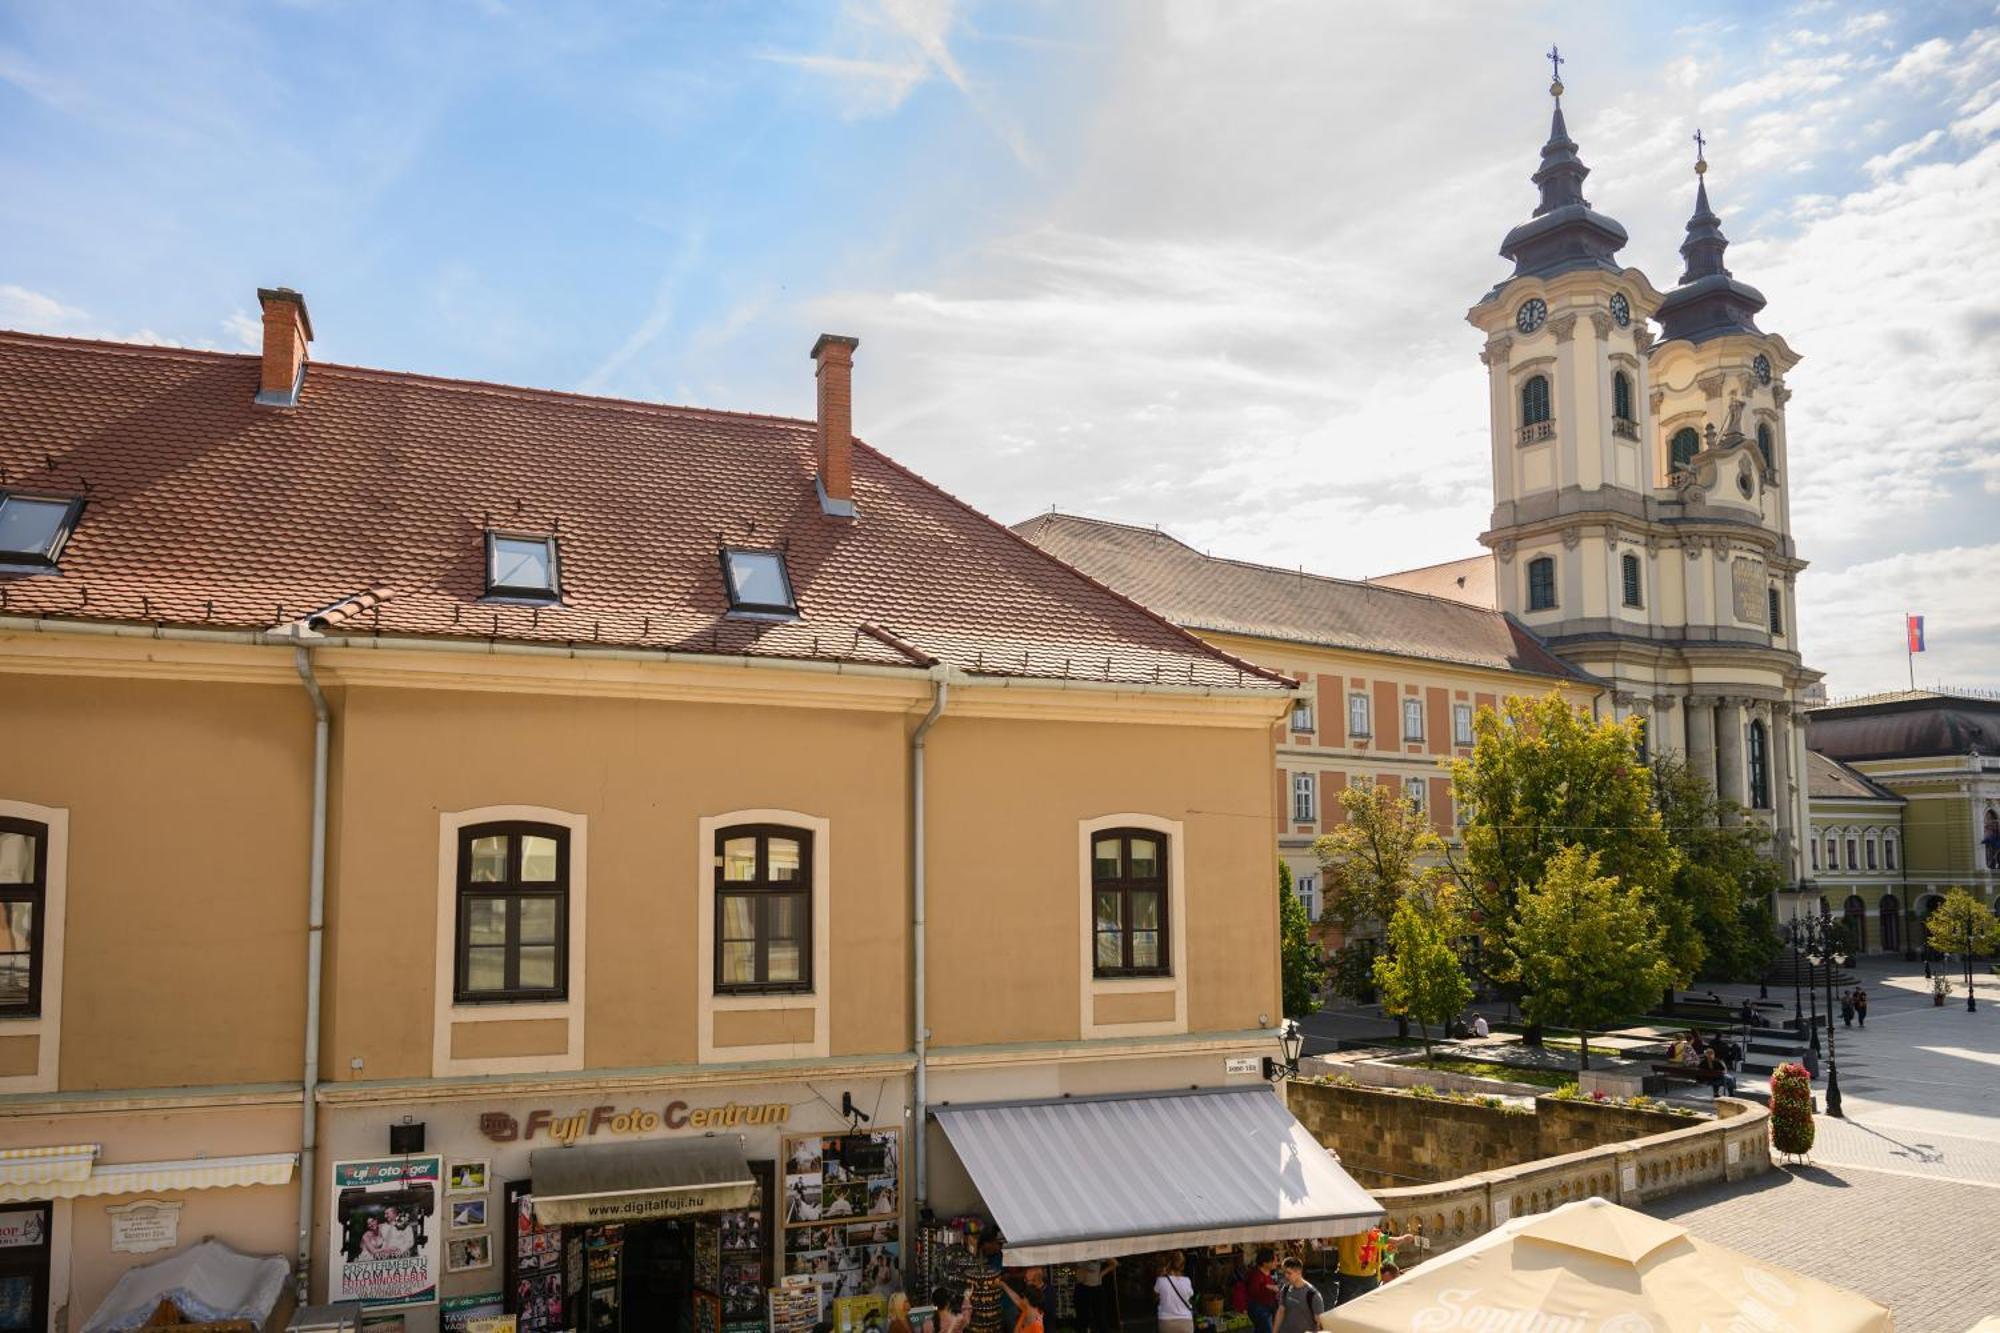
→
(1467, 70, 1818, 891)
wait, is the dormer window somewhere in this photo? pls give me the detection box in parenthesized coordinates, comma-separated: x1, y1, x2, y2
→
(722, 547, 797, 617)
(486, 533, 560, 599)
(0, 493, 83, 568)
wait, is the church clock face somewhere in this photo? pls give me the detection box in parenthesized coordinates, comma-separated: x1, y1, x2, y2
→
(1516, 298, 1548, 334)
(1609, 293, 1630, 327)
(1753, 353, 1772, 385)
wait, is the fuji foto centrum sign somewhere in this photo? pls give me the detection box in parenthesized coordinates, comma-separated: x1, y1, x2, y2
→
(478, 1101, 790, 1144)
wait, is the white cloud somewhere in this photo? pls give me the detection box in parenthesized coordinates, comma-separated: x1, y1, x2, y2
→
(1800, 545, 2000, 697)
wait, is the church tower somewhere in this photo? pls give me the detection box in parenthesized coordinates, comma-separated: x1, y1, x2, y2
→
(1468, 56, 1819, 887)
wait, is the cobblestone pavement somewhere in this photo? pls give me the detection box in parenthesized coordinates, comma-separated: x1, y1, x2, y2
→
(1644, 1166, 2000, 1333)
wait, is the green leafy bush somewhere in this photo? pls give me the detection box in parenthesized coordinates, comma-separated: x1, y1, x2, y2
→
(1769, 1061, 1814, 1156)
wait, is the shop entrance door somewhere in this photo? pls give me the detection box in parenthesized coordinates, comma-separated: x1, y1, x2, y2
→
(0, 1204, 52, 1333)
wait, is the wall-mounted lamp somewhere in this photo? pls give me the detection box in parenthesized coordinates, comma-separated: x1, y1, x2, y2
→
(1262, 1020, 1305, 1081)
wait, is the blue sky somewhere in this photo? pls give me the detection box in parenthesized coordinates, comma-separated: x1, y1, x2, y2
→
(3, 0, 1998, 695)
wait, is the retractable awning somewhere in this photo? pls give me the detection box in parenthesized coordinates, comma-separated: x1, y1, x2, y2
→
(529, 1138, 754, 1226)
(0, 1145, 297, 1202)
(934, 1087, 1380, 1266)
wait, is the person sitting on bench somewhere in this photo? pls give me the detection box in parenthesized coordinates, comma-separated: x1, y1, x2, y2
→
(1699, 1048, 1736, 1096)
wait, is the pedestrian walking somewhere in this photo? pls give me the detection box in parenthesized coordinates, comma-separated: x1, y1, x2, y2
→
(1244, 1249, 1280, 1333)
(1274, 1260, 1325, 1333)
(1855, 987, 1868, 1028)
(1840, 990, 1854, 1027)
(1154, 1252, 1195, 1333)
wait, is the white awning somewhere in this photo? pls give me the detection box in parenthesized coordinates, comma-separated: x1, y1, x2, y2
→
(0, 1147, 296, 1203)
(934, 1087, 1381, 1266)
(529, 1138, 754, 1226)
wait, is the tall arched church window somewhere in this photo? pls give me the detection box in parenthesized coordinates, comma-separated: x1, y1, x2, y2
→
(1669, 427, 1700, 473)
(1756, 422, 1774, 470)
(1520, 375, 1551, 427)
(1747, 720, 1770, 810)
(1613, 371, 1634, 422)
(1526, 556, 1557, 611)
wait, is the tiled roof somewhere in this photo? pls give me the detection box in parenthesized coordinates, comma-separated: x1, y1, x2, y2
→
(0, 332, 1287, 691)
(1804, 750, 1902, 803)
(1011, 513, 1593, 682)
(1365, 554, 1497, 609)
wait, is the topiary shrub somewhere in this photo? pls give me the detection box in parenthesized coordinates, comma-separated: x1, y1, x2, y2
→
(1769, 1061, 1815, 1158)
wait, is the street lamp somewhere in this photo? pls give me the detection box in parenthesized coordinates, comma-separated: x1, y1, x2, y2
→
(1814, 908, 1844, 1119)
(1263, 1020, 1306, 1081)
(1788, 919, 1804, 1031)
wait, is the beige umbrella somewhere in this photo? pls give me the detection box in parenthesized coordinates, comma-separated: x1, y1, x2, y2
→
(1959, 1320, 2000, 1332)
(1322, 1196, 1892, 1332)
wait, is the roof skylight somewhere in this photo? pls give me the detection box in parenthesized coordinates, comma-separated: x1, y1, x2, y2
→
(0, 493, 83, 567)
(486, 532, 560, 599)
(722, 547, 797, 617)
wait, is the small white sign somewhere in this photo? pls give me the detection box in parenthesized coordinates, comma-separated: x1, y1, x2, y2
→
(108, 1199, 181, 1255)
(1224, 1056, 1263, 1076)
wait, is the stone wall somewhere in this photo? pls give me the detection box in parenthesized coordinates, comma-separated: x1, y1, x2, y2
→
(1285, 1079, 1690, 1186)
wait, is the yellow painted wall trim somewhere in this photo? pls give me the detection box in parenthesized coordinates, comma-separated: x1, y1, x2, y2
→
(927, 1028, 1273, 1070)
(0, 1083, 305, 1119)
(315, 1056, 916, 1108)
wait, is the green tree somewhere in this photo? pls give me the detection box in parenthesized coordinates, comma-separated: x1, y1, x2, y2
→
(1926, 889, 2000, 967)
(1651, 754, 1784, 983)
(1313, 781, 1447, 937)
(1451, 694, 1687, 1019)
(1371, 885, 1474, 1061)
(1507, 844, 1677, 1069)
(1278, 860, 1328, 1020)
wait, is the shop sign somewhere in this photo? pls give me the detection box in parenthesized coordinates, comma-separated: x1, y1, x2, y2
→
(330, 1155, 444, 1310)
(107, 1199, 182, 1254)
(0, 1211, 46, 1249)
(478, 1101, 789, 1145)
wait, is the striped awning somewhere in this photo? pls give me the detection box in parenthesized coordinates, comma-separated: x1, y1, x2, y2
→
(0, 1147, 296, 1202)
(935, 1087, 1381, 1266)
(529, 1138, 754, 1226)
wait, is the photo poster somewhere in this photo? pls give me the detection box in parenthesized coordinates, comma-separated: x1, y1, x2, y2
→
(332, 1155, 444, 1310)
(720, 1161, 774, 1331)
(780, 1129, 901, 1300)
(504, 1180, 564, 1333)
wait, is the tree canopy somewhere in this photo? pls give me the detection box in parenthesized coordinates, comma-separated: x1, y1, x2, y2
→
(1372, 883, 1474, 1060)
(1277, 860, 1328, 1020)
(1926, 888, 2000, 959)
(1507, 844, 1677, 1069)
(1650, 753, 1785, 982)
(1314, 780, 1446, 937)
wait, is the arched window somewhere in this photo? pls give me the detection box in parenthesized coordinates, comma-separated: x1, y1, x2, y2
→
(1756, 422, 1774, 470)
(1670, 427, 1700, 473)
(1879, 895, 1901, 952)
(1520, 375, 1552, 426)
(1845, 834, 1859, 871)
(1985, 807, 1999, 870)
(1613, 372, 1634, 422)
(1824, 833, 1838, 871)
(1843, 895, 1867, 953)
(1527, 556, 1557, 611)
(455, 822, 570, 1003)
(715, 824, 814, 993)
(1809, 834, 1819, 872)
(1747, 720, 1770, 810)
(1621, 552, 1643, 608)
(1092, 828, 1170, 977)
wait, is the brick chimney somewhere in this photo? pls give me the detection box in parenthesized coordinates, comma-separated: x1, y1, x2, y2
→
(255, 287, 313, 407)
(811, 333, 860, 517)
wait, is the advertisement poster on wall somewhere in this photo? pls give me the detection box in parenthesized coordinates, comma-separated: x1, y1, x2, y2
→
(331, 1155, 445, 1310)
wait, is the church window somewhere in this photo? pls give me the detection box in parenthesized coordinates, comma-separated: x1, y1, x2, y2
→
(1747, 720, 1770, 810)
(1621, 553, 1642, 608)
(1767, 587, 1783, 636)
(1613, 372, 1634, 422)
(1669, 427, 1700, 474)
(1520, 375, 1552, 427)
(1756, 422, 1774, 470)
(1526, 556, 1556, 611)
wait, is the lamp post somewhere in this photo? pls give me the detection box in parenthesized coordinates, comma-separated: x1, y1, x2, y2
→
(1789, 919, 1804, 1031)
(1966, 920, 1979, 1014)
(1263, 1019, 1306, 1082)
(1814, 908, 1844, 1119)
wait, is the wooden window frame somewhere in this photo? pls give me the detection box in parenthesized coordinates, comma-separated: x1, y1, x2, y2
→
(1747, 721, 1770, 810)
(1091, 828, 1171, 980)
(1527, 556, 1557, 611)
(0, 817, 48, 1017)
(713, 824, 814, 996)
(1621, 552, 1643, 609)
(1520, 375, 1552, 427)
(1885, 835, 1898, 871)
(1669, 427, 1700, 473)
(1612, 371, 1634, 423)
(1767, 586, 1783, 636)
(453, 821, 570, 1004)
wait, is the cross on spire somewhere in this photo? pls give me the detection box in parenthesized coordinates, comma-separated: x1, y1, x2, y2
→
(1547, 45, 1564, 82)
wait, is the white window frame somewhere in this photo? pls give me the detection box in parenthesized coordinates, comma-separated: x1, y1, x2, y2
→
(1402, 698, 1425, 742)
(1290, 700, 1315, 734)
(1348, 694, 1371, 738)
(1845, 835, 1858, 872)
(1295, 872, 1318, 923)
(1885, 834, 1898, 871)
(1453, 703, 1474, 747)
(1809, 836, 1819, 872)
(1293, 772, 1317, 823)
(1824, 835, 1838, 872)
(1404, 776, 1427, 817)
(1078, 813, 1188, 1039)
(1864, 832, 1878, 871)
(697, 808, 832, 1062)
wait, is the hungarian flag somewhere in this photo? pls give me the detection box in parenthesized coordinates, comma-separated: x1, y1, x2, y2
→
(1907, 614, 1926, 653)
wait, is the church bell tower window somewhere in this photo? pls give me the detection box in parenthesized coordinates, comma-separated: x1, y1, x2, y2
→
(1756, 422, 1774, 470)
(1518, 375, 1553, 444)
(1669, 427, 1700, 474)
(1526, 556, 1557, 611)
(1621, 553, 1642, 609)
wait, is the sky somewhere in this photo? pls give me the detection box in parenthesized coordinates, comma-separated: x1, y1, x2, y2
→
(2, 0, 1997, 698)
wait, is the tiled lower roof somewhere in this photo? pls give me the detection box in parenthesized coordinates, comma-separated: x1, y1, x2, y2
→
(1012, 512, 1592, 682)
(1804, 750, 1903, 802)
(0, 333, 1287, 691)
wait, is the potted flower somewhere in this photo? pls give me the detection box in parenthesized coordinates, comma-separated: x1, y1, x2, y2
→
(1932, 974, 1954, 1006)
(1769, 1062, 1814, 1161)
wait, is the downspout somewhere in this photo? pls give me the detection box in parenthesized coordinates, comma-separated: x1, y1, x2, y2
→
(910, 676, 948, 1223)
(292, 646, 330, 1301)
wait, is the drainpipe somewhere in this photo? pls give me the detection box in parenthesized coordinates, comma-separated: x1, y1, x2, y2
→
(292, 646, 330, 1301)
(910, 676, 948, 1221)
